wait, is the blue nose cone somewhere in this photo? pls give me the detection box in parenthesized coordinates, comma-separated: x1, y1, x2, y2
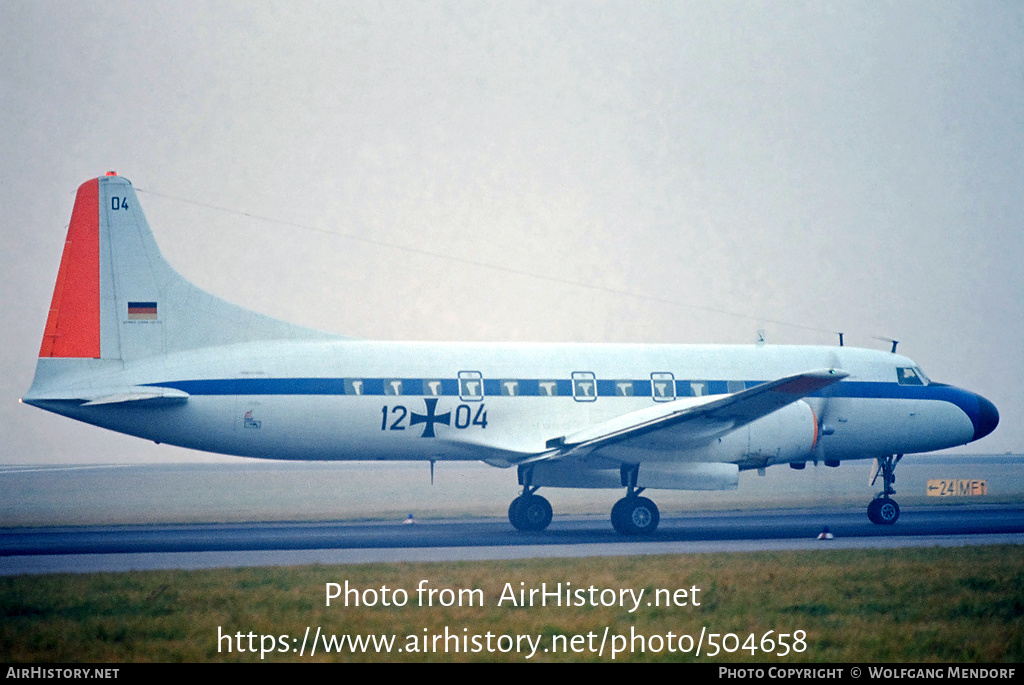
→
(972, 394, 999, 442)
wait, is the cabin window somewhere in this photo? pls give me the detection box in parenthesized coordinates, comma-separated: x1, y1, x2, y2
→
(614, 381, 636, 396)
(458, 371, 485, 400)
(651, 372, 676, 401)
(572, 372, 597, 402)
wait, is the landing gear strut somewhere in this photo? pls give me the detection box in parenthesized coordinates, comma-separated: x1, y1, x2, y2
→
(611, 465, 660, 535)
(509, 467, 552, 532)
(867, 454, 902, 525)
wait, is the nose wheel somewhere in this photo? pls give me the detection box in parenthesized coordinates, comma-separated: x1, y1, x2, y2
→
(867, 496, 900, 525)
(867, 454, 902, 525)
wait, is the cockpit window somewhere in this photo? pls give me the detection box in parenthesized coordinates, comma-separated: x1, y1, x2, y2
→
(896, 366, 927, 386)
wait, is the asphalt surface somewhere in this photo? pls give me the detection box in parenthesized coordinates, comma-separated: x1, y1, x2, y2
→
(1, 504, 1022, 575)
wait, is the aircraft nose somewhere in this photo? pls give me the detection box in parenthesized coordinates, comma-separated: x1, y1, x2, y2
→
(972, 393, 999, 442)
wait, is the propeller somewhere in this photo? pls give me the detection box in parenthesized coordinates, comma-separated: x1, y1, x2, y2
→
(810, 350, 844, 466)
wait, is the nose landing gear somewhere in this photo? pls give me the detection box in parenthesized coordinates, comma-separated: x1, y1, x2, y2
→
(867, 454, 902, 525)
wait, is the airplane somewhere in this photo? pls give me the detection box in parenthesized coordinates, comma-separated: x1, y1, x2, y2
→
(22, 173, 999, 535)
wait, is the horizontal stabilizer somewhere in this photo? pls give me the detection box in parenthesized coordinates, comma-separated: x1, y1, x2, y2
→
(25, 386, 190, 407)
(82, 388, 190, 406)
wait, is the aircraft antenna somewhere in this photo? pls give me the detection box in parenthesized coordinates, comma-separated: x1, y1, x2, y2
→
(134, 187, 843, 340)
(873, 336, 899, 353)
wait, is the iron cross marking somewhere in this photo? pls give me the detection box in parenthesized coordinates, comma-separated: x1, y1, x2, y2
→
(410, 398, 451, 438)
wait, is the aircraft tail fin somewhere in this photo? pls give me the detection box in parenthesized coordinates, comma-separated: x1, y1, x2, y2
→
(38, 177, 103, 359)
(36, 173, 338, 366)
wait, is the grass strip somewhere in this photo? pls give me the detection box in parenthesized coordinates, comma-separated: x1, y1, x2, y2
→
(2, 545, 1022, 662)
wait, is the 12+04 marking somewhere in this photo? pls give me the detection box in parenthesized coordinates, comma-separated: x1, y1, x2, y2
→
(382, 400, 488, 438)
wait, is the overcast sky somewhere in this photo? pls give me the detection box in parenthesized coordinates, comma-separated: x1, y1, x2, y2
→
(2, 1, 1022, 463)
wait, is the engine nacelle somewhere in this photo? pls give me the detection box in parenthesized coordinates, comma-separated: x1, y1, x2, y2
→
(693, 399, 818, 469)
(679, 397, 815, 466)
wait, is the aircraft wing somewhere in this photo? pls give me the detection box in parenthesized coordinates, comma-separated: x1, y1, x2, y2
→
(531, 369, 848, 462)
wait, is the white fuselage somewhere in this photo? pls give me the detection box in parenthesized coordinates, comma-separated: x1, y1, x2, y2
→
(23, 174, 1001, 531)
(28, 341, 983, 480)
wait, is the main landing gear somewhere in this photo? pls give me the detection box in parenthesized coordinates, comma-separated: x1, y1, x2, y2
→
(867, 454, 902, 525)
(508, 486, 553, 532)
(611, 465, 660, 535)
(508, 464, 662, 535)
(611, 495, 660, 535)
(509, 466, 554, 532)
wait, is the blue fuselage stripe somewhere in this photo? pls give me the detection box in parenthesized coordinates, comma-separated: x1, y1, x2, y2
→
(145, 376, 990, 439)
(144, 377, 975, 409)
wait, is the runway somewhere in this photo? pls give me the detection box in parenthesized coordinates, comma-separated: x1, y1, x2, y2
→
(2, 504, 1022, 575)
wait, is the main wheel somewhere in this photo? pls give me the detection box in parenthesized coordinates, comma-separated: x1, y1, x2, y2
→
(611, 496, 660, 535)
(508, 497, 524, 528)
(509, 494, 553, 532)
(867, 497, 900, 525)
